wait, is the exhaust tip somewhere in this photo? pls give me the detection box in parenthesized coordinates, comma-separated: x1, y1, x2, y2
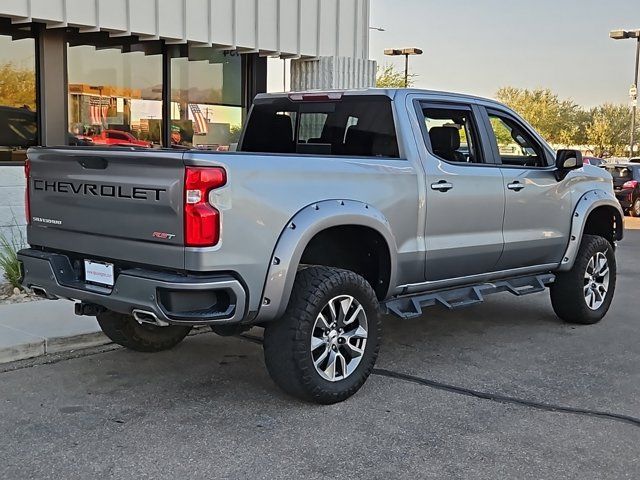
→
(31, 286, 54, 299)
(132, 309, 169, 327)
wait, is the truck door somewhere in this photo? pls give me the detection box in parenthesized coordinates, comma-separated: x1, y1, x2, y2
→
(482, 107, 572, 270)
(415, 101, 505, 281)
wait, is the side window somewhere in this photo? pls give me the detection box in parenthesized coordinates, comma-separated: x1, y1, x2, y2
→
(487, 112, 548, 167)
(421, 106, 484, 164)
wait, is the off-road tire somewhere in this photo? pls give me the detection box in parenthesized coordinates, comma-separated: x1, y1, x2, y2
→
(263, 266, 381, 404)
(630, 197, 640, 217)
(97, 310, 192, 352)
(550, 235, 616, 324)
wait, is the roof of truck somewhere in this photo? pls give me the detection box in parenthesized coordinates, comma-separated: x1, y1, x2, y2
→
(254, 88, 507, 108)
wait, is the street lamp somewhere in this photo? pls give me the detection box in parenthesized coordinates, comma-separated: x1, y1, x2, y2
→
(384, 47, 423, 88)
(610, 29, 640, 157)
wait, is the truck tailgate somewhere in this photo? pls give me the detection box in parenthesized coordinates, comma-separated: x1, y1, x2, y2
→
(27, 148, 186, 270)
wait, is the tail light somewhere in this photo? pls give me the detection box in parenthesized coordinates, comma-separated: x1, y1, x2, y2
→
(622, 180, 638, 189)
(184, 167, 226, 247)
(24, 159, 31, 225)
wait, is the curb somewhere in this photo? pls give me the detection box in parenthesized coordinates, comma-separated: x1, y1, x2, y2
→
(0, 330, 111, 365)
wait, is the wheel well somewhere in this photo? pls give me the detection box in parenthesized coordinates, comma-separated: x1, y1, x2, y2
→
(299, 225, 391, 300)
(583, 206, 622, 245)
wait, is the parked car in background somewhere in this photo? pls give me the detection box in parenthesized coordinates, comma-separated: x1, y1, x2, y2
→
(606, 164, 640, 216)
(90, 129, 152, 148)
(583, 156, 606, 167)
(629, 157, 640, 164)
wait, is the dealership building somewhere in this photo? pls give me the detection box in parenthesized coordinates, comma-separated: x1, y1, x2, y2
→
(0, 0, 375, 243)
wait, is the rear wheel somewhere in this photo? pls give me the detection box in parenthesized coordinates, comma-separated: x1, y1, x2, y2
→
(263, 266, 381, 404)
(97, 310, 192, 352)
(550, 235, 616, 324)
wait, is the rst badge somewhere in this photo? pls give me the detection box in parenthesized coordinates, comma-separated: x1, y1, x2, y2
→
(152, 231, 176, 240)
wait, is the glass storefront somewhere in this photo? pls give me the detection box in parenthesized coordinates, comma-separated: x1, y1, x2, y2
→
(67, 41, 163, 147)
(170, 46, 243, 150)
(0, 25, 37, 163)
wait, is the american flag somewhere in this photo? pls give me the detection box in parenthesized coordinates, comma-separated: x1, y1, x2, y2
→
(189, 104, 209, 135)
(89, 96, 109, 126)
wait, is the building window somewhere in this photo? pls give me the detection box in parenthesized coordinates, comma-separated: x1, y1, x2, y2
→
(67, 38, 163, 147)
(0, 22, 37, 163)
(169, 46, 243, 150)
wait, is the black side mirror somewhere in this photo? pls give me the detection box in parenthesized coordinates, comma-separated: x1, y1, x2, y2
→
(555, 149, 582, 180)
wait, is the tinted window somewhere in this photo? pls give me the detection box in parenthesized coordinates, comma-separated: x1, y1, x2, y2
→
(240, 96, 400, 158)
(421, 106, 483, 164)
(488, 112, 549, 167)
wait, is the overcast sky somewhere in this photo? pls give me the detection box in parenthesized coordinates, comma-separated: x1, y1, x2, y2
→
(369, 0, 639, 107)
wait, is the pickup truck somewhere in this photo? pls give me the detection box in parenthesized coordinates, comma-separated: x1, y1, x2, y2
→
(18, 89, 623, 404)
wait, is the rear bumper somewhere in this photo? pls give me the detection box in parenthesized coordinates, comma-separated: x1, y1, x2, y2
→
(615, 191, 633, 210)
(18, 249, 247, 326)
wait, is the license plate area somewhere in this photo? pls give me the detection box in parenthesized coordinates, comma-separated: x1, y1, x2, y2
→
(84, 260, 115, 287)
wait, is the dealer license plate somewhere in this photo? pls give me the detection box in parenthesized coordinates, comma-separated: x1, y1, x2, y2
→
(84, 260, 115, 286)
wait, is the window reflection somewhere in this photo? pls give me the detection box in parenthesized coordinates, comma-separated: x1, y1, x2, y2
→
(67, 43, 163, 147)
(0, 32, 37, 163)
(170, 47, 243, 151)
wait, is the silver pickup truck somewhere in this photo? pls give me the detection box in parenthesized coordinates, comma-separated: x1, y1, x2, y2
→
(18, 89, 623, 404)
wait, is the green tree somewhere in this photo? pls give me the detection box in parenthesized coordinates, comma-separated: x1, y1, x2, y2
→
(0, 62, 36, 110)
(375, 64, 416, 88)
(586, 104, 633, 157)
(495, 87, 585, 146)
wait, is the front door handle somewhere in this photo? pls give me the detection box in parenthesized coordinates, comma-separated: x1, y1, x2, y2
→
(431, 180, 453, 192)
(507, 181, 525, 192)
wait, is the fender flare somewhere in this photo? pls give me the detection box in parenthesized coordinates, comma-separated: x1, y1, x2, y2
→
(558, 189, 624, 272)
(254, 199, 398, 322)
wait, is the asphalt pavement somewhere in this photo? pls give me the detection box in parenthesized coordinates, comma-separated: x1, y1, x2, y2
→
(1, 228, 639, 479)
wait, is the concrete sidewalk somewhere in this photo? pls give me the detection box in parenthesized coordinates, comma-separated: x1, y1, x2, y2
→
(0, 300, 109, 364)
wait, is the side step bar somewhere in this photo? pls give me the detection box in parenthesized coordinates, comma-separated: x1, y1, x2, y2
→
(384, 273, 555, 320)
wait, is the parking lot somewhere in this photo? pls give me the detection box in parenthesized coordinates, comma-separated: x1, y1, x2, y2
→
(1, 222, 639, 479)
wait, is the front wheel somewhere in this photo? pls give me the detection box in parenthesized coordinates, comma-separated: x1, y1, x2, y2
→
(550, 235, 616, 324)
(263, 266, 381, 404)
(630, 197, 640, 217)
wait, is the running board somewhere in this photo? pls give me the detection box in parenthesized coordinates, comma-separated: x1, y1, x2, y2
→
(384, 273, 555, 320)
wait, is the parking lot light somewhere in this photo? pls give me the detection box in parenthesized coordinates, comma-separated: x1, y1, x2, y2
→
(610, 29, 640, 157)
(384, 47, 423, 88)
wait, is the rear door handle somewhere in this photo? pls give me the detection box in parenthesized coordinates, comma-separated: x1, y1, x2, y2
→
(507, 181, 525, 191)
(431, 180, 453, 192)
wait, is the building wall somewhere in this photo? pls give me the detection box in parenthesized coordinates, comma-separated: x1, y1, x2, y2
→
(0, 167, 27, 248)
(0, 0, 370, 59)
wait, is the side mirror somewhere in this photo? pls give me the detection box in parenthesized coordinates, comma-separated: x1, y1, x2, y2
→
(555, 149, 582, 179)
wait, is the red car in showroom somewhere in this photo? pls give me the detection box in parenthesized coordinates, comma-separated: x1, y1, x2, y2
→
(90, 129, 152, 148)
(606, 164, 640, 216)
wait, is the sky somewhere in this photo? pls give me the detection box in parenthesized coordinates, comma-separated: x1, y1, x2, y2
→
(369, 0, 640, 108)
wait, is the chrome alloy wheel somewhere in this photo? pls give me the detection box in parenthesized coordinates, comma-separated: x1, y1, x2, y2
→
(583, 251, 610, 310)
(310, 295, 368, 382)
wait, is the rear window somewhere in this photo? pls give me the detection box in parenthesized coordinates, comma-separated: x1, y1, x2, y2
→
(239, 95, 400, 158)
(605, 166, 633, 179)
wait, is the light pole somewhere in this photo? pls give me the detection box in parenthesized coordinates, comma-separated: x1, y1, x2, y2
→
(610, 29, 640, 157)
(384, 48, 423, 88)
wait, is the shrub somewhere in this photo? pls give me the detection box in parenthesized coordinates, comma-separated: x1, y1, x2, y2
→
(0, 227, 25, 290)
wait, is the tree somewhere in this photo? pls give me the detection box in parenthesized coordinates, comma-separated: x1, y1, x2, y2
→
(375, 64, 417, 88)
(495, 87, 585, 146)
(586, 104, 633, 157)
(0, 62, 36, 110)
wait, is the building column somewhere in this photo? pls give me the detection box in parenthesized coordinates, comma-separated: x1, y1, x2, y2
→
(290, 56, 376, 91)
(36, 27, 68, 146)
